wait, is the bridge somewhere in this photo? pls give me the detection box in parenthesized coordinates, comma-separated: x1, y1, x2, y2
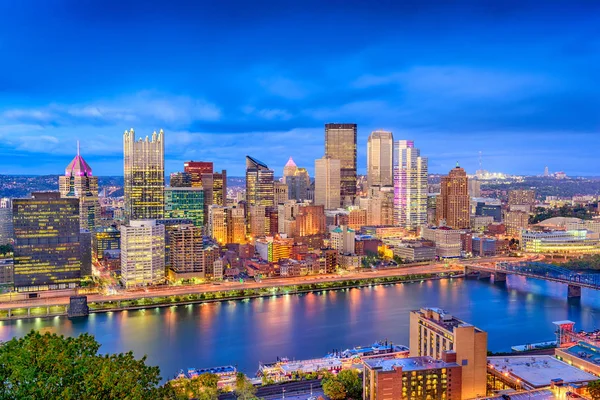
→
(465, 261, 600, 298)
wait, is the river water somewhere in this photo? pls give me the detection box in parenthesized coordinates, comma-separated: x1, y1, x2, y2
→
(1, 276, 599, 381)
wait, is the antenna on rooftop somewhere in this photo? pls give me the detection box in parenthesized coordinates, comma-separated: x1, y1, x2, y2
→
(77, 140, 80, 156)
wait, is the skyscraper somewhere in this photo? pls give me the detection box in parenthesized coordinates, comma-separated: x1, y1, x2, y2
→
(212, 170, 227, 206)
(183, 161, 213, 187)
(393, 140, 428, 230)
(13, 192, 82, 291)
(314, 156, 341, 210)
(283, 157, 298, 183)
(437, 165, 470, 229)
(245, 156, 274, 207)
(123, 129, 165, 221)
(0, 198, 13, 245)
(325, 123, 357, 203)
(164, 187, 205, 227)
(274, 181, 289, 205)
(120, 220, 165, 287)
(58, 142, 100, 231)
(287, 167, 310, 201)
(367, 130, 394, 188)
(169, 224, 205, 278)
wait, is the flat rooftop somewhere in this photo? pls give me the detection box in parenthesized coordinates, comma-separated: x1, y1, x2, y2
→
(488, 356, 597, 388)
(415, 307, 481, 332)
(279, 358, 342, 373)
(365, 356, 457, 372)
(563, 341, 600, 365)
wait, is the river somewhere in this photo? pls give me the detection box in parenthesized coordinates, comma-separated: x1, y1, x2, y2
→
(1, 276, 599, 381)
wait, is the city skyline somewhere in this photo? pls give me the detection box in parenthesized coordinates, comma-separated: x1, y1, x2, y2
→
(0, 1, 599, 176)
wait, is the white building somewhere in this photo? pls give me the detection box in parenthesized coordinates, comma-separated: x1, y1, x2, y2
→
(421, 226, 463, 258)
(120, 220, 165, 287)
(367, 130, 393, 188)
(393, 140, 428, 230)
(315, 156, 341, 210)
(330, 225, 355, 254)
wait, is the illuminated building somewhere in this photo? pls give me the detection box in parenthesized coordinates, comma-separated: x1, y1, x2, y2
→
(393, 140, 428, 230)
(287, 168, 310, 201)
(410, 307, 487, 399)
(421, 226, 463, 258)
(0, 199, 13, 245)
(274, 181, 289, 205)
(505, 210, 529, 238)
(367, 130, 394, 188)
(393, 241, 437, 262)
(157, 218, 194, 270)
(314, 156, 341, 210)
(508, 189, 536, 212)
(249, 205, 267, 239)
(58, 142, 100, 231)
(255, 236, 293, 262)
(363, 355, 462, 400)
(366, 186, 394, 226)
(212, 170, 227, 206)
(183, 161, 213, 187)
(325, 123, 357, 203)
(265, 206, 278, 236)
(245, 156, 274, 207)
(212, 257, 224, 280)
(283, 157, 298, 183)
(470, 216, 494, 232)
(472, 236, 497, 256)
(170, 172, 192, 187)
(92, 226, 120, 263)
(294, 205, 326, 237)
(208, 205, 246, 245)
(168, 224, 205, 278)
(330, 226, 355, 254)
(164, 187, 205, 227)
(437, 165, 470, 229)
(475, 201, 502, 222)
(120, 220, 165, 287)
(0, 257, 13, 286)
(12, 192, 82, 291)
(521, 229, 600, 254)
(348, 208, 367, 230)
(123, 129, 165, 221)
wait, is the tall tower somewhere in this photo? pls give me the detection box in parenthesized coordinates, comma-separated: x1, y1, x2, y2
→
(283, 157, 298, 183)
(123, 129, 165, 221)
(245, 156, 274, 207)
(325, 123, 357, 204)
(437, 164, 470, 229)
(59, 141, 100, 231)
(367, 130, 394, 188)
(314, 156, 341, 210)
(393, 140, 428, 230)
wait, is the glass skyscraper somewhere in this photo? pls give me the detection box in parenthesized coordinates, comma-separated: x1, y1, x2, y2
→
(325, 123, 357, 203)
(245, 156, 274, 207)
(367, 130, 394, 188)
(164, 187, 205, 227)
(393, 140, 428, 230)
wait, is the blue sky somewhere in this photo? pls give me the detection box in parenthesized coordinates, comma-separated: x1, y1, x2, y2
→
(0, 1, 598, 176)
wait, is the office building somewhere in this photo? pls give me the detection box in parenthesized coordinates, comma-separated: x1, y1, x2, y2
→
(287, 168, 310, 201)
(393, 241, 437, 262)
(208, 205, 246, 245)
(283, 157, 298, 183)
(92, 226, 121, 263)
(212, 170, 227, 206)
(475, 202, 502, 222)
(508, 189, 536, 211)
(246, 156, 274, 207)
(468, 178, 481, 198)
(294, 205, 326, 238)
(123, 129, 165, 221)
(12, 192, 82, 291)
(0, 257, 13, 286)
(274, 181, 289, 205)
(314, 156, 341, 210)
(248, 205, 267, 239)
(421, 226, 464, 258)
(0, 199, 13, 245)
(348, 208, 367, 230)
(472, 236, 497, 256)
(80, 229, 92, 276)
(330, 225, 355, 254)
(521, 230, 600, 254)
(120, 220, 165, 287)
(325, 123, 357, 203)
(505, 210, 529, 238)
(437, 165, 470, 229)
(164, 187, 205, 227)
(393, 140, 428, 230)
(367, 186, 394, 226)
(410, 307, 487, 399)
(58, 142, 100, 231)
(169, 224, 205, 278)
(367, 130, 393, 188)
(183, 161, 213, 187)
(363, 355, 462, 400)
(157, 218, 193, 270)
(169, 172, 192, 188)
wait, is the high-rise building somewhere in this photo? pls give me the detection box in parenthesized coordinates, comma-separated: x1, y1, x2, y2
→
(330, 225, 355, 254)
(245, 156, 274, 208)
(169, 224, 205, 277)
(410, 307, 487, 399)
(274, 181, 289, 205)
(164, 187, 205, 227)
(58, 142, 100, 231)
(367, 130, 394, 188)
(393, 140, 428, 230)
(12, 192, 82, 291)
(287, 168, 310, 201)
(248, 205, 267, 239)
(437, 165, 470, 229)
(505, 210, 529, 238)
(208, 205, 246, 245)
(169, 172, 192, 188)
(0, 198, 13, 245)
(294, 204, 326, 238)
(314, 156, 341, 210)
(123, 129, 165, 221)
(120, 220, 165, 287)
(367, 186, 395, 226)
(283, 157, 298, 183)
(508, 189, 536, 212)
(325, 123, 357, 203)
(468, 178, 481, 198)
(212, 170, 227, 206)
(184, 161, 213, 187)
(157, 218, 193, 271)
(92, 226, 120, 263)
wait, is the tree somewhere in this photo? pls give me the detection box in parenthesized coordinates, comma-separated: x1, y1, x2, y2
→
(336, 369, 362, 399)
(588, 380, 600, 400)
(235, 372, 257, 400)
(168, 373, 220, 400)
(322, 378, 347, 400)
(0, 330, 169, 400)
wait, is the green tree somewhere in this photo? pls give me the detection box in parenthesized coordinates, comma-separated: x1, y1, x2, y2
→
(588, 380, 600, 400)
(0, 330, 169, 400)
(235, 372, 257, 400)
(336, 369, 362, 399)
(322, 378, 347, 400)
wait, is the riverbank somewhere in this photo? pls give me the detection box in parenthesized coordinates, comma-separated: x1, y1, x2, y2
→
(0, 270, 463, 321)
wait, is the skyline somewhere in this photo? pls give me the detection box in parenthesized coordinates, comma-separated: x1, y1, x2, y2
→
(1, 1, 599, 176)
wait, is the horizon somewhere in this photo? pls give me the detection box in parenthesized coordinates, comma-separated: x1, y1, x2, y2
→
(1, 1, 599, 176)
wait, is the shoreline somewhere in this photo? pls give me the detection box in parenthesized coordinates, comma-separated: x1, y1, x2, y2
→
(0, 271, 463, 321)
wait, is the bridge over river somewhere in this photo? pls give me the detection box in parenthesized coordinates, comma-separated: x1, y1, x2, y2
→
(465, 261, 600, 298)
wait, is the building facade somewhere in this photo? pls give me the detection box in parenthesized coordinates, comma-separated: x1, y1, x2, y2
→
(0, 199, 13, 245)
(246, 156, 274, 208)
(314, 156, 341, 210)
(120, 220, 165, 287)
(123, 129, 165, 221)
(394, 140, 428, 230)
(164, 187, 205, 227)
(367, 130, 394, 188)
(325, 123, 357, 203)
(437, 165, 470, 229)
(183, 161, 213, 187)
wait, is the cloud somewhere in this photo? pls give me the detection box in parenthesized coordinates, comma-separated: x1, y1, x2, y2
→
(242, 106, 293, 120)
(259, 77, 310, 100)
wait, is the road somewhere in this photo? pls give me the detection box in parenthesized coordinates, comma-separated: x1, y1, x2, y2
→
(0, 255, 530, 310)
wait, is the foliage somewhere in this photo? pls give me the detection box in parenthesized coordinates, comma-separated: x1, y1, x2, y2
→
(555, 255, 600, 271)
(588, 380, 600, 400)
(0, 330, 169, 400)
(529, 205, 594, 224)
(235, 372, 257, 400)
(168, 373, 220, 400)
(0, 244, 12, 256)
(336, 369, 362, 399)
(322, 378, 347, 400)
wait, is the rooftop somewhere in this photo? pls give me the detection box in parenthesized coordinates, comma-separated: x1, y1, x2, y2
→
(415, 308, 479, 332)
(488, 356, 597, 388)
(563, 341, 600, 365)
(365, 356, 457, 372)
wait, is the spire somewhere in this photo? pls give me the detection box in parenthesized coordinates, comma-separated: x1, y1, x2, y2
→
(285, 157, 297, 168)
(65, 141, 92, 177)
(77, 140, 80, 156)
(456, 161, 459, 168)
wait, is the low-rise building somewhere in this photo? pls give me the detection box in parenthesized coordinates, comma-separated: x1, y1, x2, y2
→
(472, 236, 497, 256)
(521, 230, 600, 254)
(421, 226, 463, 258)
(393, 241, 436, 262)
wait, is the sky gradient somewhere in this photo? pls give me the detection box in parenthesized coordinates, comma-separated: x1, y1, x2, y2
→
(0, 1, 598, 176)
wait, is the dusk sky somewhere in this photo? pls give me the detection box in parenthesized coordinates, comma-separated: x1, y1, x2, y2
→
(0, 1, 598, 177)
